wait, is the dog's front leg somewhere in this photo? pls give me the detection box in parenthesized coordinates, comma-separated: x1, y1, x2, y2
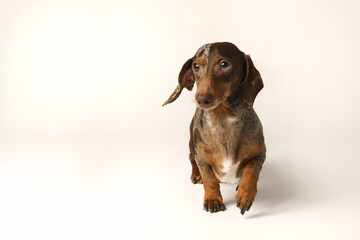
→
(236, 157, 264, 215)
(196, 158, 225, 213)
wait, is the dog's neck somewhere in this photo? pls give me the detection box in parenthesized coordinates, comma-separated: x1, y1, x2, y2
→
(201, 100, 243, 125)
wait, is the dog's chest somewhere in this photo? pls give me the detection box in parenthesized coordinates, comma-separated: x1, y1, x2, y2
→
(201, 113, 239, 153)
(197, 113, 242, 184)
(215, 157, 241, 184)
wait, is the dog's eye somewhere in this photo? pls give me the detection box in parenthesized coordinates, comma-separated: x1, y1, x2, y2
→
(220, 61, 230, 70)
(193, 63, 200, 72)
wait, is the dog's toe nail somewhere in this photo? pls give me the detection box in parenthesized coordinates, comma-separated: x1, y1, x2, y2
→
(214, 207, 217, 212)
(236, 201, 240, 207)
(241, 208, 246, 215)
(221, 204, 225, 211)
(236, 186, 239, 191)
(248, 204, 252, 211)
(210, 207, 214, 213)
(204, 204, 208, 212)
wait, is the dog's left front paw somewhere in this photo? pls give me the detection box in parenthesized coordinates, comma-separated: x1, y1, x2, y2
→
(235, 187, 257, 215)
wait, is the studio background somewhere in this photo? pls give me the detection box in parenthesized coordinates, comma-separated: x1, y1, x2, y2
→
(1, 0, 359, 239)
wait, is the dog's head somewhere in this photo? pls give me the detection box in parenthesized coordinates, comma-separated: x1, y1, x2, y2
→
(162, 42, 263, 111)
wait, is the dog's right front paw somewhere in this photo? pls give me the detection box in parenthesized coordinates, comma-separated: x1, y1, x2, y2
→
(203, 199, 226, 213)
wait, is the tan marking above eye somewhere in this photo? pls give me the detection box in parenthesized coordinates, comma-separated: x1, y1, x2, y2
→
(198, 58, 204, 65)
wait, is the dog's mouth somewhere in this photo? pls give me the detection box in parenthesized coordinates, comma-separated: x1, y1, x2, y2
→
(195, 96, 226, 110)
(196, 103, 218, 110)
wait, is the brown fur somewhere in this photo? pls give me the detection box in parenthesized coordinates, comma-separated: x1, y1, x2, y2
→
(163, 42, 266, 214)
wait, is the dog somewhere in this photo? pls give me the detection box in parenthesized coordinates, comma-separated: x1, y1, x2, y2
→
(163, 42, 266, 215)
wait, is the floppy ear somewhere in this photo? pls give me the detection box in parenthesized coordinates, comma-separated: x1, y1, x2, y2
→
(162, 58, 195, 107)
(239, 55, 264, 111)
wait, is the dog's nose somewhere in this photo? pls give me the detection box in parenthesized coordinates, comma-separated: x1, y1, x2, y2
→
(196, 93, 213, 107)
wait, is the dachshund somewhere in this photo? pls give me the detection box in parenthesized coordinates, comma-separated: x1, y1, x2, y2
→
(163, 42, 266, 215)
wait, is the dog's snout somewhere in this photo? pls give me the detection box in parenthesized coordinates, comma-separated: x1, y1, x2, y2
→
(196, 93, 213, 107)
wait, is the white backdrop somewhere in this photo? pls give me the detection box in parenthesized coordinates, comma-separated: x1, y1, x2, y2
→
(1, 0, 360, 239)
